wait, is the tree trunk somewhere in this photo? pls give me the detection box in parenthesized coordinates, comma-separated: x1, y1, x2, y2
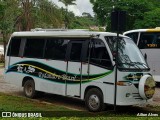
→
(2, 32, 9, 64)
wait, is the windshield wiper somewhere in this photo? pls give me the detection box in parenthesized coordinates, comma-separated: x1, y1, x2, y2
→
(131, 62, 148, 69)
(118, 62, 141, 69)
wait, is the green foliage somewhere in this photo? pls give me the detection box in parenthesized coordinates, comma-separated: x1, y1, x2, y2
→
(0, 0, 19, 54)
(0, 0, 17, 33)
(0, 92, 71, 111)
(117, 0, 153, 30)
(90, 0, 112, 26)
(59, 0, 76, 7)
(0, 0, 64, 31)
(134, 8, 160, 28)
(59, 0, 76, 28)
(90, 0, 160, 31)
(69, 16, 96, 29)
(0, 0, 97, 32)
(35, 0, 63, 28)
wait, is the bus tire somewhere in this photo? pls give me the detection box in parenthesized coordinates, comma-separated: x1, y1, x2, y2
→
(23, 80, 36, 98)
(156, 82, 160, 87)
(85, 88, 105, 112)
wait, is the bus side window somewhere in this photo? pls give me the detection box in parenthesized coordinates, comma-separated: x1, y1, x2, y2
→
(69, 42, 83, 61)
(7, 37, 21, 57)
(24, 38, 45, 58)
(138, 34, 154, 49)
(89, 39, 112, 68)
(44, 38, 69, 60)
(157, 35, 160, 46)
(125, 32, 138, 44)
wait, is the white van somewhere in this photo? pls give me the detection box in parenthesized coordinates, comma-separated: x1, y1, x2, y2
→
(123, 28, 160, 84)
(5, 29, 155, 112)
(0, 45, 4, 55)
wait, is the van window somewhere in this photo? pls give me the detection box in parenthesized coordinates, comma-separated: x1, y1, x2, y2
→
(44, 39, 69, 60)
(89, 39, 112, 68)
(138, 33, 160, 49)
(24, 38, 45, 58)
(7, 37, 21, 57)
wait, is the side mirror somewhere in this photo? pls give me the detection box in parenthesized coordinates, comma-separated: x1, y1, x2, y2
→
(144, 53, 147, 61)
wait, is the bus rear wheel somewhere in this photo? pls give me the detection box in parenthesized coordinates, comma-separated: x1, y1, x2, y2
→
(85, 88, 105, 112)
(23, 80, 36, 98)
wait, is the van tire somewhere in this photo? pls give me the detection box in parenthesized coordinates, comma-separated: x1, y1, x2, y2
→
(23, 80, 36, 98)
(85, 88, 105, 112)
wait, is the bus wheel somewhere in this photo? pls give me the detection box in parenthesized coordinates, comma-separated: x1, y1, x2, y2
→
(23, 80, 36, 98)
(85, 88, 105, 112)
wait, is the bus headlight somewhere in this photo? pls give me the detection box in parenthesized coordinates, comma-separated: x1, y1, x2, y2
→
(139, 75, 155, 99)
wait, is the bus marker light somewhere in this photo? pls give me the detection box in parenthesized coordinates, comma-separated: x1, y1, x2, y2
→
(117, 81, 132, 86)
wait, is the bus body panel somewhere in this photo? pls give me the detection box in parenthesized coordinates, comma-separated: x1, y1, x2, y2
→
(6, 58, 68, 96)
(141, 49, 160, 82)
(4, 29, 155, 109)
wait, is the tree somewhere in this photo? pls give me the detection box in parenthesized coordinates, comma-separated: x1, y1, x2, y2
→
(15, 0, 37, 31)
(0, 0, 64, 55)
(69, 16, 96, 29)
(117, 0, 153, 30)
(0, 0, 18, 55)
(90, 0, 158, 31)
(59, 0, 76, 10)
(15, 0, 63, 31)
(59, 0, 76, 28)
(134, 8, 160, 28)
(35, 0, 63, 28)
(82, 12, 92, 18)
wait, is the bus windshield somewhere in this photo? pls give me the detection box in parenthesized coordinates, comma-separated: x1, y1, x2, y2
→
(105, 36, 149, 70)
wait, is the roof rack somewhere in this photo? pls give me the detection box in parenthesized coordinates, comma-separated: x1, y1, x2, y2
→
(155, 27, 160, 29)
(31, 28, 67, 32)
(31, 28, 89, 32)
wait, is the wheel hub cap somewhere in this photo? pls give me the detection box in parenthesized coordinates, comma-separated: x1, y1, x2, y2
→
(89, 95, 100, 109)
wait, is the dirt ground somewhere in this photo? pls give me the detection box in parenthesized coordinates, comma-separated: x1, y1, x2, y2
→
(0, 68, 160, 110)
(0, 68, 23, 96)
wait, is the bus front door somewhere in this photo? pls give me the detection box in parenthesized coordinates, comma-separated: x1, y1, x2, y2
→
(66, 41, 88, 97)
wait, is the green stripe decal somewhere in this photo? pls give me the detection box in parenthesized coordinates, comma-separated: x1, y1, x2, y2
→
(6, 61, 113, 84)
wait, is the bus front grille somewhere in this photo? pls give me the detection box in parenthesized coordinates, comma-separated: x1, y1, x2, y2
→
(132, 93, 143, 100)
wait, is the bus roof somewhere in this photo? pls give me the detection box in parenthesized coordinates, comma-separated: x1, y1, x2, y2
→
(11, 29, 125, 38)
(123, 27, 160, 35)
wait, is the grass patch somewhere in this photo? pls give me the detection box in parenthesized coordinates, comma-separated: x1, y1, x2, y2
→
(0, 92, 160, 119)
(0, 92, 70, 111)
(0, 62, 4, 67)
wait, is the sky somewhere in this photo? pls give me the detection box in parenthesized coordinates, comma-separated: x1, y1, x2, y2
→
(52, 0, 94, 16)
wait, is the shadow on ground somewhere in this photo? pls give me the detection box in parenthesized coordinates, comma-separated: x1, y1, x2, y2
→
(33, 92, 160, 117)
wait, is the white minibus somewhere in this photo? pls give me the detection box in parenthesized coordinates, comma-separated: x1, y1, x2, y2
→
(124, 28, 160, 85)
(5, 29, 155, 112)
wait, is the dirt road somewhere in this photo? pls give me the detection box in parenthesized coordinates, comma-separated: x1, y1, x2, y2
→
(0, 68, 160, 110)
(0, 68, 23, 96)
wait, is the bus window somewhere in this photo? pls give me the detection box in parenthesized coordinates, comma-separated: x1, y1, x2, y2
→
(157, 34, 160, 45)
(7, 37, 21, 57)
(125, 32, 139, 44)
(44, 39, 69, 60)
(24, 38, 45, 58)
(90, 39, 112, 68)
(138, 33, 160, 49)
(70, 42, 83, 61)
